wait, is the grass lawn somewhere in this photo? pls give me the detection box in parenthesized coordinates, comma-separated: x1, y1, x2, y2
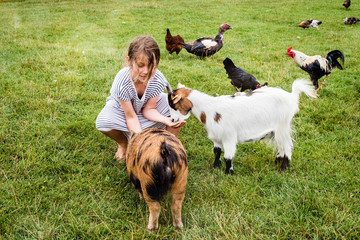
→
(1, 0, 360, 239)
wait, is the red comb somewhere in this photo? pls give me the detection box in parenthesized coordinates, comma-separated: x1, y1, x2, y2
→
(221, 23, 230, 27)
(287, 47, 293, 53)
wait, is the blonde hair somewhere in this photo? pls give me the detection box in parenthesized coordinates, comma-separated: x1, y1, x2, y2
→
(127, 36, 160, 82)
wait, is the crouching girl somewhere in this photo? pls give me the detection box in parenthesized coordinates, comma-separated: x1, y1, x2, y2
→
(96, 36, 185, 161)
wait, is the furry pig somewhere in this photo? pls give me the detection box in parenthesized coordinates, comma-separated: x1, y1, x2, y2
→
(125, 128, 188, 231)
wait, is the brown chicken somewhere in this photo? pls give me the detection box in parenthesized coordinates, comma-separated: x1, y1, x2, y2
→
(297, 19, 313, 28)
(165, 28, 184, 55)
(343, 0, 351, 9)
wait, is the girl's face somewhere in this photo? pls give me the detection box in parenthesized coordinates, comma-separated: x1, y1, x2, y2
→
(127, 53, 156, 83)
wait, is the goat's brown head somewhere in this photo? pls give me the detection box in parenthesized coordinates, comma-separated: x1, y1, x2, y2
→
(168, 83, 193, 123)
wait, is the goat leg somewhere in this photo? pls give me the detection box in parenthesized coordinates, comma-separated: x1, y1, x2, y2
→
(213, 147, 222, 168)
(224, 158, 234, 174)
(280, 155, 290, 171)
(276, 155, 290, 172)
(275, 153, 282, 164)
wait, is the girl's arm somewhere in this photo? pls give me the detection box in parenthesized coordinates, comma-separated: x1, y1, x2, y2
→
(119, 99, 142, 133)
(142, 96, 185, 128)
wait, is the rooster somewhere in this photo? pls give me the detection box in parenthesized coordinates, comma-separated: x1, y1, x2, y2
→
(343, 0, 351, 9)
(180, 23, 232, 57)
(287, 47, 345, 93)
(344, 17, 359, 25)
(297, 19, 313, 29)
(165, 28, 184, 55)
(223, 58, 268, 92)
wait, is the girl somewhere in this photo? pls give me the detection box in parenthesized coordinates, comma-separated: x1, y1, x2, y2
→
(96, 36, 185, 161)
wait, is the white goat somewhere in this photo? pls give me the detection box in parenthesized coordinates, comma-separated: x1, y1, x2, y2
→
(168, 79, 316, 174)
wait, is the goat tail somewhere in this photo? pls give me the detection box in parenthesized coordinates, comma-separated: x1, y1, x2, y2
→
(291, 79, 317, 100)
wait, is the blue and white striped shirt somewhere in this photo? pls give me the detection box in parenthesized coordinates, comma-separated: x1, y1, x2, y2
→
(96, 67, 170, 136)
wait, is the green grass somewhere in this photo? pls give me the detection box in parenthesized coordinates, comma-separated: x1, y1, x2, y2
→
(1, 0, 360, 239)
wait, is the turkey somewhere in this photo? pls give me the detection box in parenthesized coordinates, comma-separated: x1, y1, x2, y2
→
(180, 23, 232, 57)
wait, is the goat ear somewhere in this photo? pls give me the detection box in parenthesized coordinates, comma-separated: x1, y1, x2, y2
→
(177, 82, 186, 89)
(166, 83, 173, 94)
(171, 94, 182, 104)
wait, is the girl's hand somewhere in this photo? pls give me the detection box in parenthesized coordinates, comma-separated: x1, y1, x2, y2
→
(163, 117, 186, 128)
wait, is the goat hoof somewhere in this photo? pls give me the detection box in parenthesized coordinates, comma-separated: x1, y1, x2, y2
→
(279, 156, 290, 171)
(225, 169, 234, 175)
(213, 162, 221, 168)
(279, 162, 289, 172)
(279, 164, 289, 172)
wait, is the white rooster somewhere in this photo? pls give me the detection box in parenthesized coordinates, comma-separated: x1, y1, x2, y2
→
(287, 47, 345, 93)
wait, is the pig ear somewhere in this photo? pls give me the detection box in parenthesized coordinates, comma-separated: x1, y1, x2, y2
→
(171, 94, 182, 104)
(130, 130, 137, 139)
(177, 82, 186, 89)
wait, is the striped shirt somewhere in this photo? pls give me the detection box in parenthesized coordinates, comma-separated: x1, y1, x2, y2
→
(96, 67, 170, 138)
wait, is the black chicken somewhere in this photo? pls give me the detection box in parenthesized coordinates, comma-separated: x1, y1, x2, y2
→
(344, 17, 359, 25)
(223, 58, 268, 92)
(180, 23, 232, 58)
